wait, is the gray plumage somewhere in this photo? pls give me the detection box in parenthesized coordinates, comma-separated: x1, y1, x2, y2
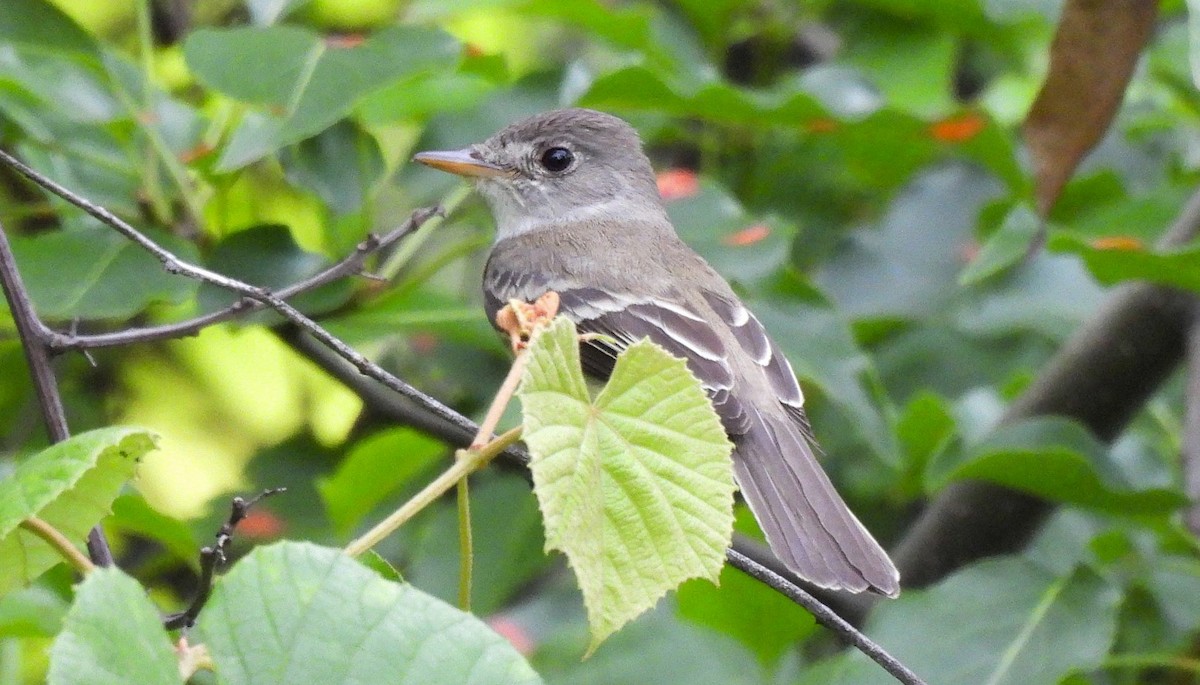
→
(415, 108, 900, 596)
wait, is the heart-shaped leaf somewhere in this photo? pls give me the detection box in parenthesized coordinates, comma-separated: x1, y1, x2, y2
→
(518, 317, 735, 653)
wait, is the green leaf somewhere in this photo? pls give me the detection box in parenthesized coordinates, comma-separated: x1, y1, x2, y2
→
(579, 66, 826, 126)
(198, 541, 541, 684)
(817, 165, 1004, 320)
(4, 229, 197, 322)
(676, 562, 816, 665)
(0, 584, 67, 638)
(1048, 231, 1200, 293)
(0, 0, 99, 58)
(665, 181, 797, 285)
(825, 558, 1120, 685)
(198, 225, 353, 317)
(406, 473, 548, 614)
(317, 427, 446, 535)
(184, 25, 461, 169)
(245, 0, 313, 25)
(109, 495, 200, 569)
(842, 22, 957, 117)
(538, 604, 767, 684)
(959, 204, 1040, 285)
(47, 567, 182, 685)
(324, 286, 499, 350)
(280, 120, 385, 216)
(894, 391, 956, 493)
(0, 428, 157, 597)
(518, 317, 736, 652)
(1189, 0, 1200, 91)
(930, 418, 1187, 515)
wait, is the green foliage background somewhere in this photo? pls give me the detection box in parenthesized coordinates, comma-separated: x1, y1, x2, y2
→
(1, 0, 1200, 683)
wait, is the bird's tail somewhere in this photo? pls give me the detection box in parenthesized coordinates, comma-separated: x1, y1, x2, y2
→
(733, 408, 900, 596)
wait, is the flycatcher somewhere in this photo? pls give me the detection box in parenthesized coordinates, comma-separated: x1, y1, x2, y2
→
(415, 108, 899, 596)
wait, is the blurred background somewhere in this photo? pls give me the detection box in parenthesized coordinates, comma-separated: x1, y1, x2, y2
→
(1, 0, 1199, 683)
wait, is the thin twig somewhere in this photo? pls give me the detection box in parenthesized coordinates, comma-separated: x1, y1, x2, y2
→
(0, 219, 114, 566)
(726, 548, 926, 685)
(46, 207, 442, 351)
(344, 427, 524, 558)
(0, 148, 472, 437)
(19, 517, 97, 576)
(163, 488, 285, 631)
(471, 352, 530, 449)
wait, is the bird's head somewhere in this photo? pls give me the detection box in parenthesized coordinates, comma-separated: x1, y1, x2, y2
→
(414, 108, 664, 241)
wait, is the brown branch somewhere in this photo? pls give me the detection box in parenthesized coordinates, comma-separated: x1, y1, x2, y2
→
(0, 148, 475, 440)
(837, 184, 1200, 625)
(279, 325, 524, 458)
(727, 548, 926, 685)
(163, 488, 285, 630)
(0, 221, 69, 441)
(0, 219, 114, 566)
(46, 207, 441, 352)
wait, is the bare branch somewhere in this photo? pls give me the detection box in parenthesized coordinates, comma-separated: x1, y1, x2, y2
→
(281, 325, 531, 462)
(163, 488, 286, 631)
(727, 548, 926, 685)
(46, 206, 442, 352)
(0, 219, 114, 566)
(0, 148, 475, 442)
(0, 221, 69, 441)
(831, 184, 1200, 625)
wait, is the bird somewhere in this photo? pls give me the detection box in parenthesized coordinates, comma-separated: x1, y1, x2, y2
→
(413, 108, 900, 596)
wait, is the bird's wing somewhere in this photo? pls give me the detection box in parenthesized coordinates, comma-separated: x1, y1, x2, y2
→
(700, 289, 900, 595)
(489, 272, 900, 595)
(553, 286, 752, 436)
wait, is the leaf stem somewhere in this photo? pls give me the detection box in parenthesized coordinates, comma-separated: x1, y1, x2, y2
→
(456, 477, 472, 611)
(452, 347, 532, 607)
(20, 517, 96, 576)
(473, 350, 529, 448)
(344, 427, 523, 558)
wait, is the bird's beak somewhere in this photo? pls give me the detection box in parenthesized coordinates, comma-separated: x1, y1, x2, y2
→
(412, 148, 509, 178)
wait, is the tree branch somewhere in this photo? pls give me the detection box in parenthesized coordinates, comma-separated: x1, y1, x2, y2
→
(727, 548, 926, 685)
(46, 207, 441, 352)
(280, 325, 531, 463)
(838, 184, 1200, 624)
(0, 148, 476, 444)
(0, 221, 69, 441)
(163, 488, 285, 631)
(4, 148, 920, 679)
(0, 219, 114, 566)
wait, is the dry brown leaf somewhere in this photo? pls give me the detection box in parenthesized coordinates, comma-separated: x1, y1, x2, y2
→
(1024, 0, 1158, 216)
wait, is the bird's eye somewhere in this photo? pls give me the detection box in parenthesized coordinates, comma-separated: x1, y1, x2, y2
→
(539, 147, 574, 172)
